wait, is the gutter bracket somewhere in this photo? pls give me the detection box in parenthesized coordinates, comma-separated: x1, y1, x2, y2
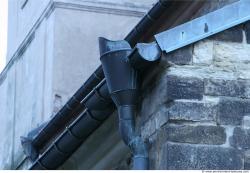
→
(21, 121, 48, 161)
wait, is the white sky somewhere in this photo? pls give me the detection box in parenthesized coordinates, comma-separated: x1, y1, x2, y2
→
(0, 0, 8, 72)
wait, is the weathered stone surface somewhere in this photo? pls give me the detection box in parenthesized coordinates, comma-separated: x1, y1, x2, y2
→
(211, 25, 243, 43)
(205, 78, 248, 98)
(168, 99, 217, 122)
(213, 41, 250, 69)
(147, 130, 167, 170)
(217, 97, 247, 125)
(7, 0, 51, 60)
(13, 23, 49, 167)
(141, 106, 168, 138)
(166, 75, 204, 100)
(193, 40, 213, 65)
(230, 127, 250, 150)
(0, 66, 15, 169)
(163, 45, 192, 65)
(162, 125, 226, 145)
(154, 106, 169, 130)
(243, 115, 250, 129)
(140, 71, 169, 123)
(141, 116, 156, 139)
(53, 8, 143, 98)
(163, 143, 243, 169)
(167, 64, 237, 80)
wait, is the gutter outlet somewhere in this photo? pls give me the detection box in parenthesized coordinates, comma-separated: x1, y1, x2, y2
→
(99, 37, 160, 170)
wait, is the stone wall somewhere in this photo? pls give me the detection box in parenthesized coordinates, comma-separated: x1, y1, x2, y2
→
(137, 23, 250, 169)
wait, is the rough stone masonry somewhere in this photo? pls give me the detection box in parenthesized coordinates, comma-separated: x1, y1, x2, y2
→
(132, 22, 250, 170)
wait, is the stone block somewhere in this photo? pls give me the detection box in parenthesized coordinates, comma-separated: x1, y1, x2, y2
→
(168, 99, 217, 122)
(217, 97, 247, 125)
(193, 40, 213, 65)
(211, 25, 243, 43)
(205, 78, 247, 98)
(163, 45, 193, 65)
(230, 127, 250, 150)
(162, 125, 226, 145)
(147, 130, 167, 170)
(163, 143, 243, 169)
(243, 115, 250, 129)
(213, 41, 250, 69)
(166, 75, 204, 100)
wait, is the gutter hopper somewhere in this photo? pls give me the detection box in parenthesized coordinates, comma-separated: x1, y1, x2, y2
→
(99, 37, 161, 170)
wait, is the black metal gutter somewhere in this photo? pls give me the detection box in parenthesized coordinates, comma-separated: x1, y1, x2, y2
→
(27, 0, 180, 169)
(31, 67, 104, 153)
(30, 39, 161, 170)
(26, 0, 176, 159)
(30, 80, 115, 169)
(30, 69, 119, 169)
(125, 0, 175, 46)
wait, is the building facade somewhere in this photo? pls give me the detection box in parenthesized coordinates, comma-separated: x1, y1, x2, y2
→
(1, 0, 250, 170)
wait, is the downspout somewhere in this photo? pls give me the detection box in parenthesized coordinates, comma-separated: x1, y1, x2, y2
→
(29, 39, 161, 170)
(99, 38, 161, 169)
(22, 0, 175, 160)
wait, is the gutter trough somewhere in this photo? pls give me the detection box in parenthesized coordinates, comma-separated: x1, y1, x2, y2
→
(27, 0, 176, 169)
(27, 0, 175, 156)
(30, 80, 115, 169)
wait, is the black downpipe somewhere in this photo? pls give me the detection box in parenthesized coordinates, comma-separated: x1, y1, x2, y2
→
(24, 0, 173, 168)
(118, 106, 148, 169)
(99, 38, 161, 169)
(30, 38, 161, 170)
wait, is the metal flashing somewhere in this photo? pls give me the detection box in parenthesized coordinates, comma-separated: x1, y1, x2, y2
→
(155, 0, 250, 53)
